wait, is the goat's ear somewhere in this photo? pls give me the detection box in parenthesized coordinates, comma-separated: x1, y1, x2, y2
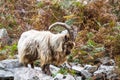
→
(64, 35, 70, 42)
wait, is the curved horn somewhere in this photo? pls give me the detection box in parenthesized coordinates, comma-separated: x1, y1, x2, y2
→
(48, 22, 74, 41)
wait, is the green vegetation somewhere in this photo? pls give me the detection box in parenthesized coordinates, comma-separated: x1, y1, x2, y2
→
(0, 43, 17, 59)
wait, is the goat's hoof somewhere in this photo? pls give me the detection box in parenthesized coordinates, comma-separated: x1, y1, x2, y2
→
(46, 71, 52, 76)
(42, 70, 52, 76)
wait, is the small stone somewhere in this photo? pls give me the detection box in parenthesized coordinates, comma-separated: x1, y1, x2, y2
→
(100, 57, 115, 66)
(54, 73, 64, 80)
(75, 76, 82, 80)
(94, 69, 105, 75)
(0, 28, 11, 47)
(84, 65, 98, 73)
(98, 65, 114, 72)
(50, 65, 60, 74)
(0, 28, 8, 38)
(80, 70, 92, 78)
(107, 72, 118, 79)
(63, 74, 75, 80)
(61, 62, 72, 69)
(54, 74, 75, 80)
(72, 65, 84, 72)
(93, 73, 106, 80)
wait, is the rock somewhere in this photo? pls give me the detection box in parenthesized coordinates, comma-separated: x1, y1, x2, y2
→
(93, 73, 106, 80)
(61, 62, 72, 69)
(94, 69, 105, 75)
(0, 59, 21, 68)
(98, 65, 114, 72)
(84, 65, 98, 73)
(0, 28, 11, 47)
(50, 65, 60, 74)
(63, 74, 75, 80)
(54, 73, 64, 80)
(94, 65, 115, 80)
(14, 67, 53, 80)
(0, 59, 53, 80)
(107, 72, 119, 80)
(0, 59, 79, 80)
(0, 58, 118, 80)
(100, 57, 115, 66)
(72, 65, 84, 72)
(80, 70, 92, 78)
(0, 59, 17, 80)
(0, 69, 14, 77)
(75, 76, 82, 80)
(0, 28, 8, 38)
(54, 74, 75, 80)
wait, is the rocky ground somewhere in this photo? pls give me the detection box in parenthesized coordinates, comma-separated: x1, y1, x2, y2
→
(0, 57, 119, 80)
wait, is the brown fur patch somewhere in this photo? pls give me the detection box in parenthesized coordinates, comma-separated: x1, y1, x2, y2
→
(23, 40, 39, 67)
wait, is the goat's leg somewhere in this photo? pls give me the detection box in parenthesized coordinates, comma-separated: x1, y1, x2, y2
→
(45, 64, 51, 75)
(24, 63, 28, 67)
(31, 62, 34, 68)
(42, 64, 46, 72)
(42, 64, 51, 75)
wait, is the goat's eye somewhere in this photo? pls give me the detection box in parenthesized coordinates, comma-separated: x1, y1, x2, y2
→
(64, 35, 70, 42)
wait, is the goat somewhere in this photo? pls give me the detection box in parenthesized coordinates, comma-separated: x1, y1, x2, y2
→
(17, 22, 75, 75)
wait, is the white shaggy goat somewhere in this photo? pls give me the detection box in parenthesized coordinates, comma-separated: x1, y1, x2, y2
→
(17, 22, 75, 75)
